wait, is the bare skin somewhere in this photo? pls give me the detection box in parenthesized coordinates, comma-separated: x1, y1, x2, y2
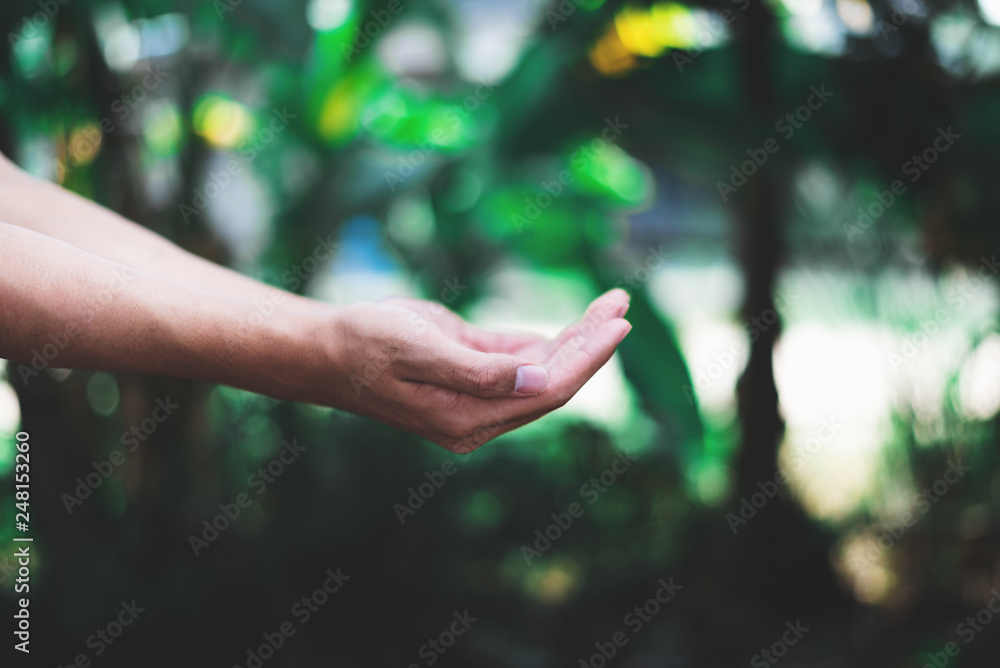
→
(0, 152, 631, 451)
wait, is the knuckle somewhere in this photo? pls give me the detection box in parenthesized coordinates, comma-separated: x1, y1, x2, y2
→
(469, 361, 506, 398)
(383, 332, 417, 373)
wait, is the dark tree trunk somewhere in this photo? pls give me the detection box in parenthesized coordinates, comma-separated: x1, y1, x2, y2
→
(730, 0, 849, 616)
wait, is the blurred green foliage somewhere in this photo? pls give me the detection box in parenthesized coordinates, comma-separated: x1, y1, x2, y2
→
(1, 0, 1000, 665)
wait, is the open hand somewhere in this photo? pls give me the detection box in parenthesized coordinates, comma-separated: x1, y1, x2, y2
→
(328, 289, 632, 452)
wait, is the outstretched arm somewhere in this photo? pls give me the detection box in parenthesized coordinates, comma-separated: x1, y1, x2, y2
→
(0, 152, 322, 312)
(0, 154, 632, 451)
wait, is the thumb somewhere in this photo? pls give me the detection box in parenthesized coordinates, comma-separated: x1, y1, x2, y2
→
(403, 336, 548, 399)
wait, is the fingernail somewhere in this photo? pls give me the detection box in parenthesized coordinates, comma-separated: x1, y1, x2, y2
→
(612, 290, 631, 317)
(617, 323, 632, 344)
(515, 365, 548, 394)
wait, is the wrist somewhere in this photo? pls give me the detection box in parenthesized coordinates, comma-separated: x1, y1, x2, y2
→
(244, 304, 347, 407)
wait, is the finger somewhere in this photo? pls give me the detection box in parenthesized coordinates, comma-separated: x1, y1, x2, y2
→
(442, 398, 551, 453)
(434, 317, 633, 451)
(399, 331, 551, 399)
(399, 380, 550, 452)
(448, 406, 551, 453)
(460, 327, 548, 354)
(545, 317, 631, 401)
(446, 317, 631, 451)
(455, 317, 633, 427)
(477, 291, 630, 361)
(380, 296, 548, 354)
(548, 289, 631, 357)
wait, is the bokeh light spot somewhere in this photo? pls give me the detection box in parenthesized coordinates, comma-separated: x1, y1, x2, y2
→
(68, 124, 102, 166)
(307, 0, 353, 32)
(86, 373, 120, 417)
(193, 95, 254, 149)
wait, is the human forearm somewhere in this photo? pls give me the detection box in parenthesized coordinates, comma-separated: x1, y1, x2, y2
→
(0, 150, 633, 451)
(0, 221, 331, 401)
(0, 220, 632, 449)
(0, 154, 324, 313)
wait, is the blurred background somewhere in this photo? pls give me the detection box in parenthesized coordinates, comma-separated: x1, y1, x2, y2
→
(1, 0, 1000, 665)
